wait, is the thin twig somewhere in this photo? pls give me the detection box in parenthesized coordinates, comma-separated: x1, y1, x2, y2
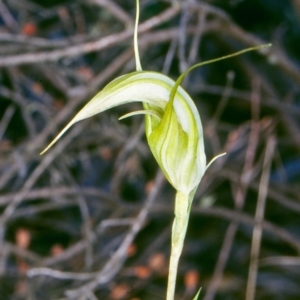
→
(65, 171, 165, 298)
(88, 0, 132, 25)
(204, 81, 262, 300)
(245, 135, 276, 300)
(0, 105, 15, 140)
(0, 124, 86, 250)
(0, 5, 180, 66)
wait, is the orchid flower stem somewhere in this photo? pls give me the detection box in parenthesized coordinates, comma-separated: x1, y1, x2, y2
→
(167, 191, 194, 300)
(134, 0, 142, 71)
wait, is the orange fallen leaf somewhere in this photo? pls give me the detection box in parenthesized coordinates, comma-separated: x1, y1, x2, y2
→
(134, 265, 151, 279)
(127, 243, 137, 257)
(148, 252, 166, 272)
(110, 283, 131, 300)
(15, 228, 31, 249)
(184, 269, 199, 291)
(51, 244, 64, 257)
(21, 22, 37, 36)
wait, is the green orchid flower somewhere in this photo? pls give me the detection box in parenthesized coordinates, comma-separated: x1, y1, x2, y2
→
(41, 1, 271, 299)
(41, 70, 206, 195)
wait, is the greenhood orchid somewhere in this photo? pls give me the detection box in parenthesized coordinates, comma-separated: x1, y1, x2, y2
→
(41, 1, 271, 299)
(41, 70, 206, 195)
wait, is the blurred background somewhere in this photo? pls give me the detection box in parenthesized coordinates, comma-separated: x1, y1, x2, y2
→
(0, 0, 300, 299)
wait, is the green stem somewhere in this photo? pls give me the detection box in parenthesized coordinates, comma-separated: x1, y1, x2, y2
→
(134, 0, 142, 71)
(166, 191, 193, 300)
